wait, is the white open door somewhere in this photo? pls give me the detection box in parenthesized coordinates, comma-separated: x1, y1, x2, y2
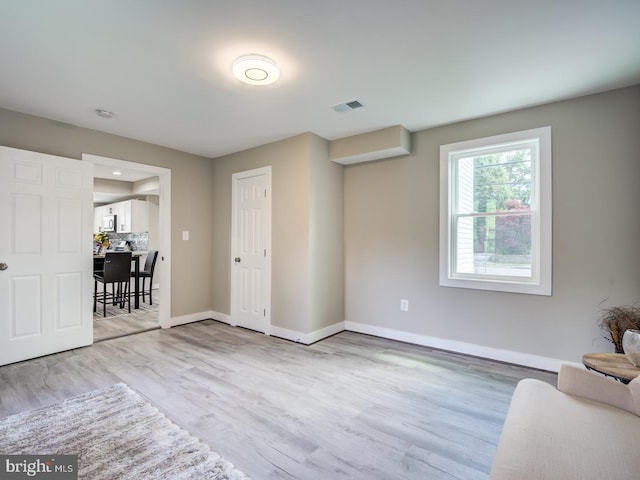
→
(231, 166, 272, 333)
(0, 146, 93, 366)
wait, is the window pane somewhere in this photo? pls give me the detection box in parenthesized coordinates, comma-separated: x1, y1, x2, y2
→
(441, 126, 551, 295)
(457, 149, 532, 214)
(455, 214, 532, 278)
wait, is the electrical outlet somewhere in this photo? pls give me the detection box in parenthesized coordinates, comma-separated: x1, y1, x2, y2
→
(400, 299, 409, 311)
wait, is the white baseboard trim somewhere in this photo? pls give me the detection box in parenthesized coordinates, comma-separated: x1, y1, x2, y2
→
(207, 313, 344, 345)
(174, 312, 562, 371)
(344, 321, 563, 372)
(210, 311, 232, 325)
(168, 310, 215, 328)
(306, 321, 346, 344)
(269, 321, 345, 345)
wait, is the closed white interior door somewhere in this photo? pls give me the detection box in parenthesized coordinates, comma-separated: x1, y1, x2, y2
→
(0, 146, 93, 366)
(231, 166, 271, 333)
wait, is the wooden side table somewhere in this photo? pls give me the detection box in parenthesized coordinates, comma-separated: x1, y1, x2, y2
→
(582, 353, 640, 384)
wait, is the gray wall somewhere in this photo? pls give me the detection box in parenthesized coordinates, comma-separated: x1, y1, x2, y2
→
(3, 84, 638, 364)
(0, 108, 214, 318)
(309, 134, 345, 332)
(344, 85, 640, 363)
(211, 132, 345, 335)
(212, 134, 311, 332)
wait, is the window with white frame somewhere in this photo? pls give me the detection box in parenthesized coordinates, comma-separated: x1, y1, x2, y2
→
(439, 126, 552, 295)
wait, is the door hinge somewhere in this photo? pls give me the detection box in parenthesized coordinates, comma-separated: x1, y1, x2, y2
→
(264, 308, 266, 316)
(264, 249, 266, 257)
(264, 189, 267, 197)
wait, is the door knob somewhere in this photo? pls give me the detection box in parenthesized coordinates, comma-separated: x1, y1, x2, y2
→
(234, 257, 241, 263)
(0, 263, 7, 271)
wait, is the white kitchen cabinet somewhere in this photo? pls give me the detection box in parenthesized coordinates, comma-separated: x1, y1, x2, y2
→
(93, 205, 105, 233)
(94, 199, 148, 233)
(103, 202, 122, 217)
(110, 202, 125, 227)
(117, 200, 148, 233)
(94, 202, 123, 232)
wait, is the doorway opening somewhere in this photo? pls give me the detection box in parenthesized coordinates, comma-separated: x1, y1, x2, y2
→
(83, 154, 171, 340)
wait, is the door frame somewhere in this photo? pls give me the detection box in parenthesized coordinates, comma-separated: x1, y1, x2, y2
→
(82, 154, 171, 329)
(230, 166, 272, 333)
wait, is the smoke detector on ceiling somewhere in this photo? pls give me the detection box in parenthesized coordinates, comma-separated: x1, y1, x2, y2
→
(95, 108, 114, 118)
(331, 99, 365, 113)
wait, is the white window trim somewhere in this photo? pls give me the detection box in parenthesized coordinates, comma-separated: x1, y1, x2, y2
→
(439, 126, 552, 296)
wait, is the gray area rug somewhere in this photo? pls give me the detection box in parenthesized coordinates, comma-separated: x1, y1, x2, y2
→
(0, 383, 248, 480)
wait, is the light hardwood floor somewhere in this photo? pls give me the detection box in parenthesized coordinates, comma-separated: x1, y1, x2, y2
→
(93, 289, 159, 341)
(0, 321, 557, 479)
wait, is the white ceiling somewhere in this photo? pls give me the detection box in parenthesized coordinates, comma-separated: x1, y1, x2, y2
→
(91, 163, 155, 182)
(1, 1, 639, 159)
(92, 161, 157, 202)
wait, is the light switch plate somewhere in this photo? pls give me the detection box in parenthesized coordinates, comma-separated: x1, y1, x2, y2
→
(400, 299, 409, 311)
(182, 231, 189, 241)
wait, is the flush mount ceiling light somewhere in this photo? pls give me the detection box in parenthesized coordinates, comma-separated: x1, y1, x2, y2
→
(112, 170, 122, 176)
(233, 54, 280, 85)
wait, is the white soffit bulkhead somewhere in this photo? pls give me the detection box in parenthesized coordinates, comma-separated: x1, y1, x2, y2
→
(330, 125, 411, 165)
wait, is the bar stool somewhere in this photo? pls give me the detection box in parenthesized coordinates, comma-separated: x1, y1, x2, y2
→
(132, 250, 158, 305)
(94, 252, 132, 317)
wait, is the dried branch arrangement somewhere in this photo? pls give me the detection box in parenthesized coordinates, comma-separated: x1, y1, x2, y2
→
(597, 304, 640, 353)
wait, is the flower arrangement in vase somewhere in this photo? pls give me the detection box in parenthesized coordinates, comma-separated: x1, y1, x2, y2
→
(94, 231, 110, 252)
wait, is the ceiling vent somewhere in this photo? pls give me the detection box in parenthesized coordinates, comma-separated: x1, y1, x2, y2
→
(331, 99, 365, 113)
